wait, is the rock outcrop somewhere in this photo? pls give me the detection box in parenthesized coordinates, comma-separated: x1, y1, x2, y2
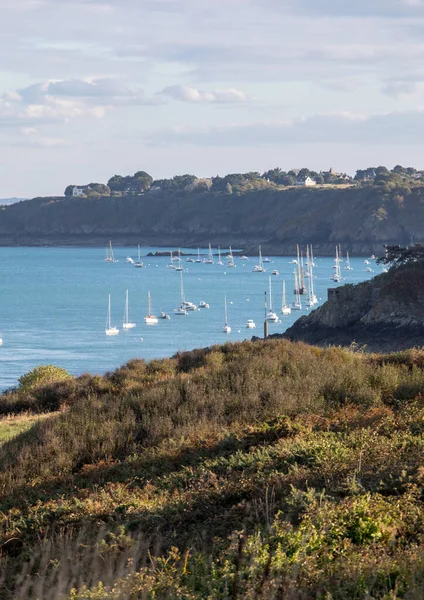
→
(282, 260, 424, 352)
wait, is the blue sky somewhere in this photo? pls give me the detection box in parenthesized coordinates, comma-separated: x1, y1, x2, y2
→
(1, 0, 424, 196)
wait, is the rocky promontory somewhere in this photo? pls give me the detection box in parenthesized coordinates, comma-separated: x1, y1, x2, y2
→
(283, 260, 424, 352)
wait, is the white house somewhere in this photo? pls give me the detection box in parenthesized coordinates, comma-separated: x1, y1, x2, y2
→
(296, 176, 317, 187)
(72, 186, 85, 197)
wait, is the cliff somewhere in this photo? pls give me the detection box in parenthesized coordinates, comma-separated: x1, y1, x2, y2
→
(283, 260, 424, 351)
(0, 183, 423, 253)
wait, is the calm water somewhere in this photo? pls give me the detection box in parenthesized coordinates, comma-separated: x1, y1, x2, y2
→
(0, 247, 380, 390)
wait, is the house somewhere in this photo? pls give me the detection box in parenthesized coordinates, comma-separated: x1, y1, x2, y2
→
(296, 176, 317, 187)
(72, 186, 85, 197)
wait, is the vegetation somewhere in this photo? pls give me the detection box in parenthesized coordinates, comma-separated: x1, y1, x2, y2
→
(379, 243, 424, 266)
(2, 340, 424, 597)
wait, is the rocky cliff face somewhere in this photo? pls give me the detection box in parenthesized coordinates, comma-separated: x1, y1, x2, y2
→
(283, 261, 424, 352)
(0, 184, 423, 254)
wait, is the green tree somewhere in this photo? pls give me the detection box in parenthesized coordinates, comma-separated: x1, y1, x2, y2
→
(132, 171, 153, 192)
(64, 185, 75, 198)
(107, 175, 126, 192)
(18, 365, 73, 393)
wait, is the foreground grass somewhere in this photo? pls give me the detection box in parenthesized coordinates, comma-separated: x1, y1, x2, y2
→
(1, 339, 424, 598)
(0, 413, 52, 446)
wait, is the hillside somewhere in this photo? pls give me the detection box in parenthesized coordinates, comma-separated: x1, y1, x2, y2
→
(0, 183, 423, 254)
(284, 259, 424, 351)
(1, 341, 424, 598)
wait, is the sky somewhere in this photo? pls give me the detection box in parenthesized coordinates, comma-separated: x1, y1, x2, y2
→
(1, 0, 424, 196)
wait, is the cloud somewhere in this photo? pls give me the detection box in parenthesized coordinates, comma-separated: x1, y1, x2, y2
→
(149, 110, 424, 146)
(159, 85, 249, 103)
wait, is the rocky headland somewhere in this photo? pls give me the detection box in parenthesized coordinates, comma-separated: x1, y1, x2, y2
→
(0, 183, 423, 254)
(282, 259, 424, 352)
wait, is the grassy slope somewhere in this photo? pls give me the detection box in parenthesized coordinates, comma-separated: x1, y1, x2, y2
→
(0, 413, 51, 446)
(1, 340, 424, 598)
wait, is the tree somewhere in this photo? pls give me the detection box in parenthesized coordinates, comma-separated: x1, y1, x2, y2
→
(18, 365, 73, 393)
(377, 244, 424, 266)
(107, 175, 126, 193)
(64, 185, 74, 197)
(132, 171, 153, 192)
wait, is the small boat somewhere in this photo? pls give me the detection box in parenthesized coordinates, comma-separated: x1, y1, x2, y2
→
(370, 254, 376, 260)
(145, 290, 158, 325)
(182, 301, 197, 311)
(195, 247, 202, 263)
(160, 311, 171, 320)
(216, 246, 224, 266)
(227, 246, 235, 267)
(266, 277, 279, 323)
(104, 240, 116, 263)
(263, 257, 270, 263)
(174, 270, 189, 315)
(105, 294, 119, 335)
(330, 246, 342, 282)
(175, 249, 184, 271)
(291, 270, 302, 310)
(223, 295, 231, 333)
(125, 256, 134, 264)
(272, 269, 279, 276)
(281, 280, 291, 315)
(240, 255, 248, 260)
(167, 251, 176, 269)
(345, 251, 353, 271)
(134, 244, 143, 268)
(123, 289, 136, 330)
(365, 267, 373, 273)
(364, 259, 370, 265)
(253, 245, 266, 272)
(289, 259, 298, 264)
(186, 257, 195, 263)
(199, 301, 210, 309)
(382, 267, 388, 273)
(246, 319, 256, 329)
(204, 243, 214, 264)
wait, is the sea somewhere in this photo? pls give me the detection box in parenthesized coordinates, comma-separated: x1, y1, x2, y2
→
(0, 247, 380, 391)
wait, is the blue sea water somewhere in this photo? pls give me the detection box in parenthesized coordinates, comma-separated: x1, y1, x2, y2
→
(0, 247, 380, 391)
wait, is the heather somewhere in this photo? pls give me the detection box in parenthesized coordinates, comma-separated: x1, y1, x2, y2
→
(1, 340, 424, 598)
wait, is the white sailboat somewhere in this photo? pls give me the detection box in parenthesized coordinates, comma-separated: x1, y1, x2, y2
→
(281, 280, 292, 315)
(306, 247, 318, 307)
(223, 295, 231, 333)
(167, 250, 176, 269)
(105, 294, 119, 335)
(216, 246, 224, 266)
(134, 244, 143, 268)
(266, 277, 279, 322)
(145, 290, 158, 325)
(246, 319, 256, 329)
(195, 247, 202, 263)
(204, 243, 214, 264)
(175, 249, 184, 271)
(105, 240, 116, 263)
(227, 245, 235, 267)
(123, 289, 136, 329)
(253, 245, 266, 272)
(291, 271, 302, 310)
(330, 246, 342, 282)
(174, 270, 188, 315)
(345, 251, 353, 271)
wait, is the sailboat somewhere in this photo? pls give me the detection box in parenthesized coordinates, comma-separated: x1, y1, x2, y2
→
(174, 270, 188, 315)
(291, 270, 302, 310)
(134, 244, 143, 268)
(195, 247, 202, 263)
(105, 294, 119, 335)
(281, 280, 292, 315)
(253, 245, 266, 272)
(330, 246, 342, 282)
(104, 240, 116, 263)
(175, 249, 184, 271)
(223, 295, 231, 333)
(216, 246, 224, 266)
(167, 250, 176, 269)
(306, 247, 318, 307)
(145, 291, 158, 325)
(345, 251, 353, 271)
(294, 245, 305, 294)
(204, 243, 214, 264)
(123, 289, 136, 329)
(227, 246, 235, 267)
(266, 277, 279, 322)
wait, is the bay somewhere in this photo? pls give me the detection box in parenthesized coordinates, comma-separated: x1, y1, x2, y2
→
(0, 246, 380, 391)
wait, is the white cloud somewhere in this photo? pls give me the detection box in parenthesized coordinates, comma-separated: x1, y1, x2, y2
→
(159, 85, 249, 103)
